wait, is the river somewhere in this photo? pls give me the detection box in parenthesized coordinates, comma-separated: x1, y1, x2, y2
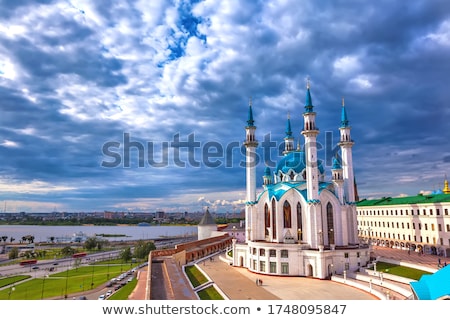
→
(0, 224, 198, 242)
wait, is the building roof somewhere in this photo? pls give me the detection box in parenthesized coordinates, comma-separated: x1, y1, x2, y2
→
(357, 193, 450, 207)
(258, 181, 332, 202)
(410, 265, 450, 300)
(198, 208, 216, 225)
(275, 150, 325, 175)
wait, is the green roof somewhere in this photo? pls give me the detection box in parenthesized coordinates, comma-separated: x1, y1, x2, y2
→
(357, 193, 450, 207)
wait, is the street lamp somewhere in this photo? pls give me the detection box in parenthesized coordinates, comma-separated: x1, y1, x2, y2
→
(41, 273, 48, 300)
(90, 263, 95, 289)
(8, 286, 15, 300)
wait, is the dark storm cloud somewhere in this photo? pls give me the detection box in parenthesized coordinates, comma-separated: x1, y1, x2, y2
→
(0, 0, 449, 211)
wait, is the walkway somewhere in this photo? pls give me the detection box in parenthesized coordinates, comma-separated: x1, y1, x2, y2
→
(142, 245, 445, 300)
(198, 255, 377, 300)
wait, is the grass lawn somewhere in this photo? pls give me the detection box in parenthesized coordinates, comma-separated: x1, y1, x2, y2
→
(197, 285, 224, 300)
(107, 278, 138, 300)
(184, 265, 209, 288)
(0, 275, 31, 289)
(0, 262, 139, 300)
(373, 262, 432, 280)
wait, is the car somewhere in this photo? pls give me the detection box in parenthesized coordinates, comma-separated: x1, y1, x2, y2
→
(78, 296, 87, 300)
(32, 266, 39, 270)
(98, 294, 105, 300)
(53, 262, 59, 265)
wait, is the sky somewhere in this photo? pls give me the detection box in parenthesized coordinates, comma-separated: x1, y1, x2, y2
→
(1, 0, 450, 213)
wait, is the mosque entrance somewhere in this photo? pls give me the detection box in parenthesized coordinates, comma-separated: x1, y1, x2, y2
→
(306, 264, 313, 277)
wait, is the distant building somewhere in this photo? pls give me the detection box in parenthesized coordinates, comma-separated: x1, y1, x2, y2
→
(357, 181, 450, 257)
(233, 84, 369, 279)
(197, 208, 218, 240)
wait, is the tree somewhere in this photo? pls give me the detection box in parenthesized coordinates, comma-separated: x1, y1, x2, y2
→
(83, 237, 99, 250)
(134, 240, 156, 260)
(61, 246, 76, 257)
(8, 247, 19, 260)
(120, 247, 132, 263)
(1, 236, 7, 243)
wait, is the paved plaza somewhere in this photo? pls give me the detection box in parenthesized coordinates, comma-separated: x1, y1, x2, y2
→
(130, 245, 447, 300)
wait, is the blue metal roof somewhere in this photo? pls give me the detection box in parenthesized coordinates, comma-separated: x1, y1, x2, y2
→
(410, 265, 450, 300)
(247, 104, 254, 126)
(275, 151, 324, 175)
(341, 105, 349, 127)
(257, 181, 332, 202)
(304, 87, 314, 112)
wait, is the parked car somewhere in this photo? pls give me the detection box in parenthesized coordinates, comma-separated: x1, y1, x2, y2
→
(98, 294, 105, 300)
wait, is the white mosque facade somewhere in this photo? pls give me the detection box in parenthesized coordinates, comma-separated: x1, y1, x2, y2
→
(232, 84, 370, 279)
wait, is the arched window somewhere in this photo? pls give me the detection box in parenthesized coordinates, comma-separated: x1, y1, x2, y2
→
(297, 202, 303, 241)
(283, 201, 292, 228)
(272, 199, 277, 239)
(326, 202, 335, 245)
(264, 203, 270, 236)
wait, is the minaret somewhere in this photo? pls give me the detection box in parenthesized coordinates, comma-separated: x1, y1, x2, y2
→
(338, 98, 355, 203)
(283, 112, 294, 155)
(301, 80, 319, 200)
(244, 98, 258, 242)
(244, 98, 258, 203)
(263, 167, 273, 188)
(331, 155, 344, 204)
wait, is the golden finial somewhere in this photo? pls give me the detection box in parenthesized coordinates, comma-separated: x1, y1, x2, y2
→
(306, 76, 310, 89)
(249, 96, 252, 107)
(342, 97, 345, 107)
(287, 111, 290, 119)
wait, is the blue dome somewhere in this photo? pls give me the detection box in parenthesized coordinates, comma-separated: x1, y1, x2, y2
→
(275, 151, 324, 175)
(264, 167, 271, 176)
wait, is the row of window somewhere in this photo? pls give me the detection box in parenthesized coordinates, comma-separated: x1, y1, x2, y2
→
(252, 260, 290, 274)
(250, 248, 364, 260)
(251, 247, 289, 258)
(358, 208, 449, 216)
(361, 231, 450, 246)
(360, 221, 450, 232)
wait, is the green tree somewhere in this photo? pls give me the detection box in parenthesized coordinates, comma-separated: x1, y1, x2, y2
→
(61, 246, 76, 257)
(8, 247, 19, 259)
(120, 247, 132, 262)
(134, 240, 156, 259)
(83, 237, 98, 250)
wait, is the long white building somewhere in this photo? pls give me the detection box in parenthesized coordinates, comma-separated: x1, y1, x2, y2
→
(357, 181, 450, 257)
(232, 83, 370, 279)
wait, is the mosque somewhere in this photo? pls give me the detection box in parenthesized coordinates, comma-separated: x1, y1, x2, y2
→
(232, 83, 370, 279)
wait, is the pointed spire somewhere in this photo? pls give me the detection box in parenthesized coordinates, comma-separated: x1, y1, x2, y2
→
(247, 97, 254, 126)
(444, 174, 450, 194)
(304, 78, 313, 112)
(285, 112, 292, 137)
(332, 155, 342, 169)
(341, 97, 349, 127)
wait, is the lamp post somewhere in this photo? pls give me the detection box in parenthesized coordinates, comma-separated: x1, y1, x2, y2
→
(41, 273, 48, 300)
(90, 263, 95, 289)
(8, 286, 15, 300)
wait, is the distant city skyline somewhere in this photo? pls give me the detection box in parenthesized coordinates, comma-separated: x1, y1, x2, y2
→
(1, 1, 450, 213)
